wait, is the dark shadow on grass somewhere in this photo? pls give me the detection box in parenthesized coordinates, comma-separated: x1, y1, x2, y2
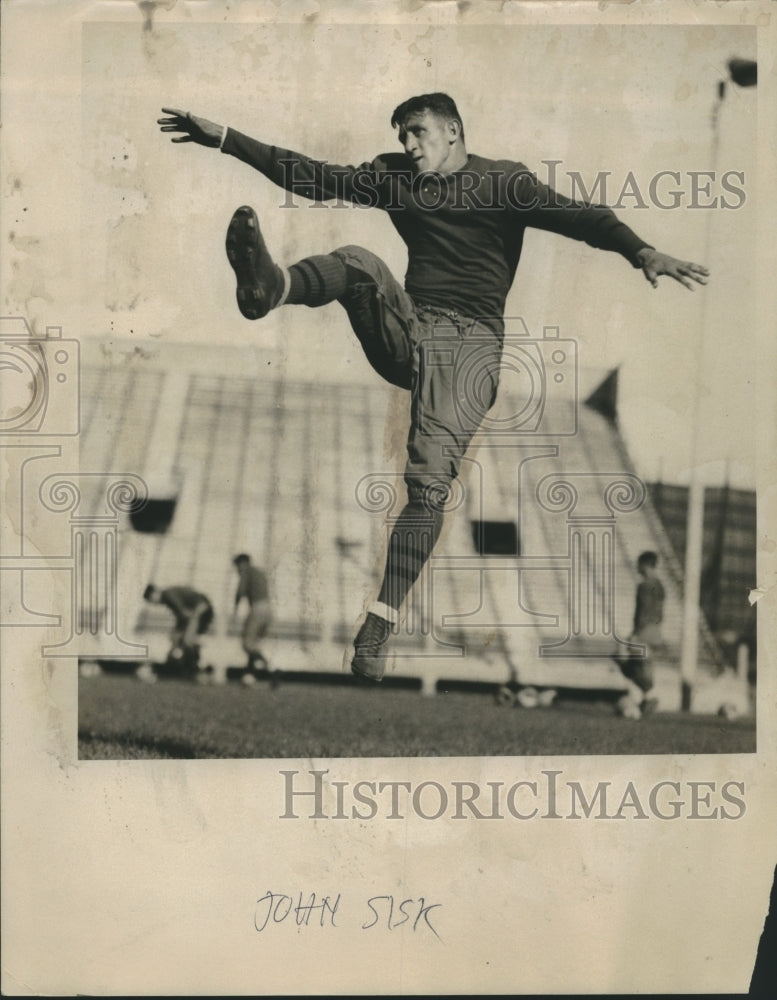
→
(78, 729, 219, 760)
(231, 666, 422, 691)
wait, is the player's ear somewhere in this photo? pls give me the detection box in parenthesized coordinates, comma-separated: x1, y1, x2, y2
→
(447, 119, 461, 141)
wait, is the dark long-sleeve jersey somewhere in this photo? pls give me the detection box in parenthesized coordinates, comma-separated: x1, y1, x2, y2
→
(221, 129, 651, 333)
(633, 578, 666, 632)
(159, 586, 212, 627)
(235, 565, 269, 606)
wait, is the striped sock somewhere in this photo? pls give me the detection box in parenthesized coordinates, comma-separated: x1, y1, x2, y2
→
(286, 255, 347, 307)
(377, 501, 444, 611)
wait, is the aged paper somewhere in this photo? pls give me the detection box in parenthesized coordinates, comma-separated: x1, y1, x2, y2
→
(2, 0, 776, 994)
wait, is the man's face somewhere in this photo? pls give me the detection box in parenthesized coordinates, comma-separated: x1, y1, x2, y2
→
(398, 111, 459, 175)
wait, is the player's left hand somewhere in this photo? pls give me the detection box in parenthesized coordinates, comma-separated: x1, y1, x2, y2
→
(637, 248, 709, 290)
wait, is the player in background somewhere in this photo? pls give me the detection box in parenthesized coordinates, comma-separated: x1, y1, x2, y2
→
(158, 94, 708, 682)
(232, 553, 272, 684)
(616, 550, 666, 719)
(142, 583, 214, 679)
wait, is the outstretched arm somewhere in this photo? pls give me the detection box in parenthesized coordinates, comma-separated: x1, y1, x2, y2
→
(158, 108, 223, 147)
(512, 169, 710, 290)
(635, 247, 709, 290)
(158, 107, 389, 206)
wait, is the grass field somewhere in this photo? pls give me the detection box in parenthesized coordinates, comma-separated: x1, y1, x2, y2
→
(78, 673, 756, 759)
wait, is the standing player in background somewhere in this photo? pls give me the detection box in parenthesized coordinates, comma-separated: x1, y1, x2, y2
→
(233, 553, 272, 684)
(616, 551, 666, 719)
(158, 94, 708, 682)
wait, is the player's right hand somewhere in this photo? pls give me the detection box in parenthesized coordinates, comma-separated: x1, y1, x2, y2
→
(158, 108, 223, 147)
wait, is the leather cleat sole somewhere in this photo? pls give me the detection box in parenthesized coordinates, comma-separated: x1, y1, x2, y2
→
(225, 205, 281, 320)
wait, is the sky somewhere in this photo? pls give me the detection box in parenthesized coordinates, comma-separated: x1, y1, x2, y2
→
(3, 11, 760, 488)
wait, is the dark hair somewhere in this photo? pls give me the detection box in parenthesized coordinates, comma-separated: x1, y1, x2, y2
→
(143, 584, 157, 600)
(233, 553, 250, 566)
(391, 93, 465, 141)
(637, 551, 659, 570)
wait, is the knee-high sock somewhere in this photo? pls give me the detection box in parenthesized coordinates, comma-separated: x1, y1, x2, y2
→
(286, 254, 347, 307)
(377, 500, 444, 611)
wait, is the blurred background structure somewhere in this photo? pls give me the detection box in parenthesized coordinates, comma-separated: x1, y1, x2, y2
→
(74, 334, 754, 715)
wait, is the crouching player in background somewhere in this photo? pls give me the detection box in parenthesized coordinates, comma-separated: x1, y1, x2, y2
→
(140, 583, 215, 681)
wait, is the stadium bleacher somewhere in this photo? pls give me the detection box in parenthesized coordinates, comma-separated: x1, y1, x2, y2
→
(78, 335, 745, 711)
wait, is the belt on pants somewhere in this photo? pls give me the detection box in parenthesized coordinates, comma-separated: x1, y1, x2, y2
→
(413, 302, 475, 326)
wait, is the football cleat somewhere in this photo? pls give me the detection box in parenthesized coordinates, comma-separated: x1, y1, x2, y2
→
(225, 205, 285, 320)
(351, 611, 392, 682)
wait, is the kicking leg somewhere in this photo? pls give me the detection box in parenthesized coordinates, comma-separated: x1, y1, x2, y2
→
(225, 211, 416, 385)
(226, 205, 349, 319)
